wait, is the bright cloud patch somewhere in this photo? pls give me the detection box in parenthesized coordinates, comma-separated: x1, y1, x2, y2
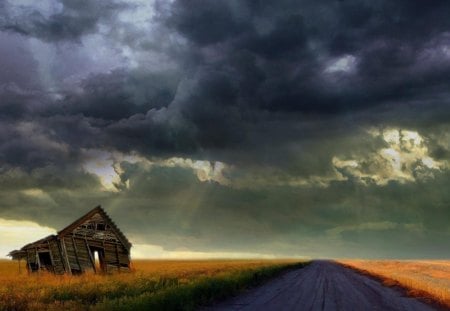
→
(0, 218, 56, 258)
(82, 150, 123, 192)
(324, 55, 357, 73)
(82, 149, 230, 191)
(333, 128, 444, 185)
(161, 158, 230, 185)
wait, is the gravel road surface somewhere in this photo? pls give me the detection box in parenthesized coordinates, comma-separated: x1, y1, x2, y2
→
(203, 260, 438, 311)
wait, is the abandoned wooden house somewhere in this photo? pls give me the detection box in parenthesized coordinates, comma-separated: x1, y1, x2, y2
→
(8, 205, 132, 274)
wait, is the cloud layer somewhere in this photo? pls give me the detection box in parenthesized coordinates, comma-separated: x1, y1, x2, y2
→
(0, 0, 449, 258)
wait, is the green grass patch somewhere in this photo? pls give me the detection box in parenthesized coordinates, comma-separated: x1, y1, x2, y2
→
(94, 262, 309, 311)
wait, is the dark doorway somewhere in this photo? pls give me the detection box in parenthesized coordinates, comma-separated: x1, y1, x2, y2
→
(38, 251, 52, 271)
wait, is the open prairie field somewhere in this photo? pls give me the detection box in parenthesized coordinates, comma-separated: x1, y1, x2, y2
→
(338, 260, 450, 308)
(0, 259, 306, 311)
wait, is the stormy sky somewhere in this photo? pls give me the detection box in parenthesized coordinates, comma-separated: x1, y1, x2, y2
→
(0, 0, 449, 259)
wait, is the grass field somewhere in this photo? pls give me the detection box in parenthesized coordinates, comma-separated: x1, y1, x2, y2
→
(0, 259, 307, 311)
(338, 260, 450, 308)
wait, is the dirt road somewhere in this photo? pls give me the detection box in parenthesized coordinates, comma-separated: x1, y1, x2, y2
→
(203, 260, 439, 311)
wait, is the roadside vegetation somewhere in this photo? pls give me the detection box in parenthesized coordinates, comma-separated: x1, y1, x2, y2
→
(339, 260, 450, 309)
(0, 259, 308, 311)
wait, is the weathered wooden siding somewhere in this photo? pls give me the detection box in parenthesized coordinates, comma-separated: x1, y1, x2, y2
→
(26, 248, 37, 271)
(22, 238, 130, 274)
(59, 237, 130, 273)
(63, 237, 79, 271)
(117, 244, 130, 267)
(87, 240, 130, 272)
(104, 243, 119, 272)
(16, 206, 131, 274)
(62, 237, 95, 272)
(74, 237, 95, 272)
(48, 240, 65, 274)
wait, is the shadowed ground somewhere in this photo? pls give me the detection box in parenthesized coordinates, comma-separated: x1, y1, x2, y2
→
(203, 261, 438, 311)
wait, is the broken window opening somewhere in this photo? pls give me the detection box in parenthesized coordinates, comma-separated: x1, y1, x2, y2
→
(96, 223, 106, 231)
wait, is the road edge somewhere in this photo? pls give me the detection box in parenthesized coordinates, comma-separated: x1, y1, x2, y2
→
(199, 261, 311, 310)
(336, 262, 450, 311)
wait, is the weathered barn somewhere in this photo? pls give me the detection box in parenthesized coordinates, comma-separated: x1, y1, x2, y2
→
(8, 205, 132, 274)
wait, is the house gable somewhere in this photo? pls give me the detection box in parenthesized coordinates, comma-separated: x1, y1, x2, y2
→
(72, 212, 121, 243)
(57, 205, 132, 250)
(9, 205, 132, 275)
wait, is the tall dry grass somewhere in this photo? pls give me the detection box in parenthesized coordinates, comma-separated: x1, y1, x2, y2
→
(0, 259, 304, 311)
(339, 260, 450, 308)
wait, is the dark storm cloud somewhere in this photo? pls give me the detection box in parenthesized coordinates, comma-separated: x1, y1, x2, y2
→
(0, 165, 107, 227)
(157, 0, 450, 168)
(0, 85, 32, 119)
(0, 32, 41, 89)
(102, 165, 450, 258)
(0, 32, 49, 120)
(165, 0, 450, 114)
(0, 0, 449, 258)
(1, 164, 449, 258)
(167, 0, 247, 46)
(2, 0, 448, 163)
(104, 109, 198, 157)
(0, 120, 84, 170)
(57, 69, 180, 121)
(0, 32, 83, 169)
(0, 0, 128, 42)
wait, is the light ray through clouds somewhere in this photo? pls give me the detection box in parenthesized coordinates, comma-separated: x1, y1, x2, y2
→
(0, 0, 449, 258)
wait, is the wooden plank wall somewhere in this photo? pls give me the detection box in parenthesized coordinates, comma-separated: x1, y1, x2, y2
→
(49, 240, 65, 274)
(63, 237, 79, 271)
(74, 237, 95, 272)
(23, 238, 130, 274)
(60, 235, 131, 273)
(26, 248, 36, 271)
(117, 244, 131, 271)
(80, 239, 130, 272)
(62, 237, 95, 272)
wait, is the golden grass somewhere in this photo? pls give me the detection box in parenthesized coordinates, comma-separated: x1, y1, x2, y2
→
(338, 259, 450, 308)
(0, 259, 302, 311)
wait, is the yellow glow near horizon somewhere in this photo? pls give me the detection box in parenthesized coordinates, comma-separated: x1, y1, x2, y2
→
(131, 243, 277, 259)
(0, 218, 56, 258)
(0, 218, 273, 260)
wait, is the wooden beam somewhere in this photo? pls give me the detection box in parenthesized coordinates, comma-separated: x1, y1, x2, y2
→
(47, 240, 56, 274)
(57, 205, 102, 238)
(115, 244, 120, 272)
(35, 247, 40, 274)
(59, 238, 72, 275)
(76, 237, 124, 246)
(85, 238, 96, 273)
(57, 238, 67, 273)
(71, 236, 82, 272)
(102, 240, 107, 273)
(26, 249, 31, 274)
